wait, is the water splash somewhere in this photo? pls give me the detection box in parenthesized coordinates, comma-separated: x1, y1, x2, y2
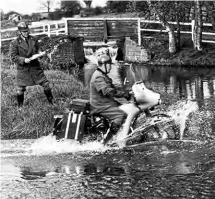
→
(168, 101, 198, 140)
(21, 101, 199, 155)
(28, 134, 110, 155)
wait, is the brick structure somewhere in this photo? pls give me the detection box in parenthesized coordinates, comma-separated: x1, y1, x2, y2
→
(38, 35, 85, 68)
(83, 37, 151, 63)
(124, 37, 151, 62)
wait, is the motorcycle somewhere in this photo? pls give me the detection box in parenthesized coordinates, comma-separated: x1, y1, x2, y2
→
(52, 81, 180, 147)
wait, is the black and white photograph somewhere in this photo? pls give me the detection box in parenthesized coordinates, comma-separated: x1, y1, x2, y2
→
(1, 0, 215, 198)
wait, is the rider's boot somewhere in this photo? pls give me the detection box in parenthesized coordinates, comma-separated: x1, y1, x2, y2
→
(17, 93, 24, 107)
(44, 89, 55, 105)
(102, 122, 121, 145)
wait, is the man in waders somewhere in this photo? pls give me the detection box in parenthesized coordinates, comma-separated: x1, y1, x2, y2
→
(10, 22, 55, 107)
(90, 55, 141, 144)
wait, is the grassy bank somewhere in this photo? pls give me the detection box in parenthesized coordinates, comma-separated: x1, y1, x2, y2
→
(1, 59, 89, 139)
(146, 38, 215, 67)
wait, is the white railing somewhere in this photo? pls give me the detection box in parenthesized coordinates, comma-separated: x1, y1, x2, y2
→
(1, 20, 66, 41)
(138, 19, 215, 45)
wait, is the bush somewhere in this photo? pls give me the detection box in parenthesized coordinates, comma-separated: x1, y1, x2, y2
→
(94, 7, 103, 15)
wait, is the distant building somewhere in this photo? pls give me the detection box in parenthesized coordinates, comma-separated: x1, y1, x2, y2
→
(31, 12, 50, 21)
(8, 14, 22, 23)
(39, 12, 49, 19)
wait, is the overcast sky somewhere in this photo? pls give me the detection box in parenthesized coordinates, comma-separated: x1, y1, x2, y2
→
(0, 0, 108, 14)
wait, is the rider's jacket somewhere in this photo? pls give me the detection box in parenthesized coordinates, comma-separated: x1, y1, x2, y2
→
(90, 68, 127, 113)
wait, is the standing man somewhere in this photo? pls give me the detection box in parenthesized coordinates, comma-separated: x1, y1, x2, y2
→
(10, 22, 54, 107)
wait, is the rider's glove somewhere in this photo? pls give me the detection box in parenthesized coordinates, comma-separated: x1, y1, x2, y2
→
(123, 90, 132, 101)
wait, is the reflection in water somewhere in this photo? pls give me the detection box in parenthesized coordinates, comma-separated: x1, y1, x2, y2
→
(13, 144, 212, 180)
(18, 159, 127, 180)
(1, 141, 215, 198)
(121, 65, 215, 103)
(1, 160, 22, 180)
(176, 155, 193, 174)
(20, 167, 47, 180)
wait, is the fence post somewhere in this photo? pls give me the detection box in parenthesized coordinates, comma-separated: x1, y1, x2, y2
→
(191, 19, 195, 42)
(47, 24, 51, 37)
(43, 25, 45, 33)
(138, 18, 141, 46)
(103, 19, 108, 42)
(64, 18, 68, 35)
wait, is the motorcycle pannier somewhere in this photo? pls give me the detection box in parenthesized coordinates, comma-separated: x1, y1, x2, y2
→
(53, 112, 86, 141)
(53, 99, 89, 141)
(69, 99, 90, 114)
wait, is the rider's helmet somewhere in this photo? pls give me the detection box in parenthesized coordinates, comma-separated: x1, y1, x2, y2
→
(97, 55, 112, 74)
(97, 55, 112, 65)
(17, 22, 29, 32)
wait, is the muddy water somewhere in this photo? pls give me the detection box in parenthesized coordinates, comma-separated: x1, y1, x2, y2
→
(1, 65, 215, 199)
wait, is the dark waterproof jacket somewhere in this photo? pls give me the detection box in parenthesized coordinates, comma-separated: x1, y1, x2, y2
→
(90, 69, 128, 113)
(10, 35, 47, 86)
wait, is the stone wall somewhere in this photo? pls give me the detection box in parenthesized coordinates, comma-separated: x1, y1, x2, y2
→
(83, 37, 151, 63)
(38, 35, 85, 68)
(124, 37, 151, 62)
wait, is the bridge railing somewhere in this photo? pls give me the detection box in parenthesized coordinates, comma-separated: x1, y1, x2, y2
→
(138, 19, 215, 45)
(1, 18, 214, 45)
(1, 20, 66, 41)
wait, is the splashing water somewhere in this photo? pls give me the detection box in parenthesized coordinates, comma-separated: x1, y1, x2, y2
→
(26, 101, 198, 155)
(113, 101, 198, 144)
(168, 101, 198, 140)
(28, 134, 110, 155)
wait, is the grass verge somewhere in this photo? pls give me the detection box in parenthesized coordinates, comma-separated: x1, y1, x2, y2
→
(1, 60, 89, 139)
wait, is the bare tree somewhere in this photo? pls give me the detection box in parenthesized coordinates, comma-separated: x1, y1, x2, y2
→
(39, 0, 53, 14)
(0, 9, 3, 19)
(147, 0, 177, 54)
(204, 1, 215, 30)
(60, 1, 81, 17)
(106, 1, 129, 13)
(192, 0, 203, 51)
(84, 1, 92, 9)
(173, 1, 194, 50)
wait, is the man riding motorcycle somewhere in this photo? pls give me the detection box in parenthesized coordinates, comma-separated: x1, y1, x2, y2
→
(90, 55, 142, 144)
(52, 54, 174, 145)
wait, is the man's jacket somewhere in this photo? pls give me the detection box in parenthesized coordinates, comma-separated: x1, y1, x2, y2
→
(90, 69, 128, 113)
(10, 35, 47, 86)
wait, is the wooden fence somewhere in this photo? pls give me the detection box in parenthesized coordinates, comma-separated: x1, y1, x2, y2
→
(1, 20, 66, 41)
(138, 19, 215, 45)
(1, 18, 215, 45)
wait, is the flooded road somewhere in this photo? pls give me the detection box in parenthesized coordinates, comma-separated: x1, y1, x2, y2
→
(1, 65, 215, 199)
